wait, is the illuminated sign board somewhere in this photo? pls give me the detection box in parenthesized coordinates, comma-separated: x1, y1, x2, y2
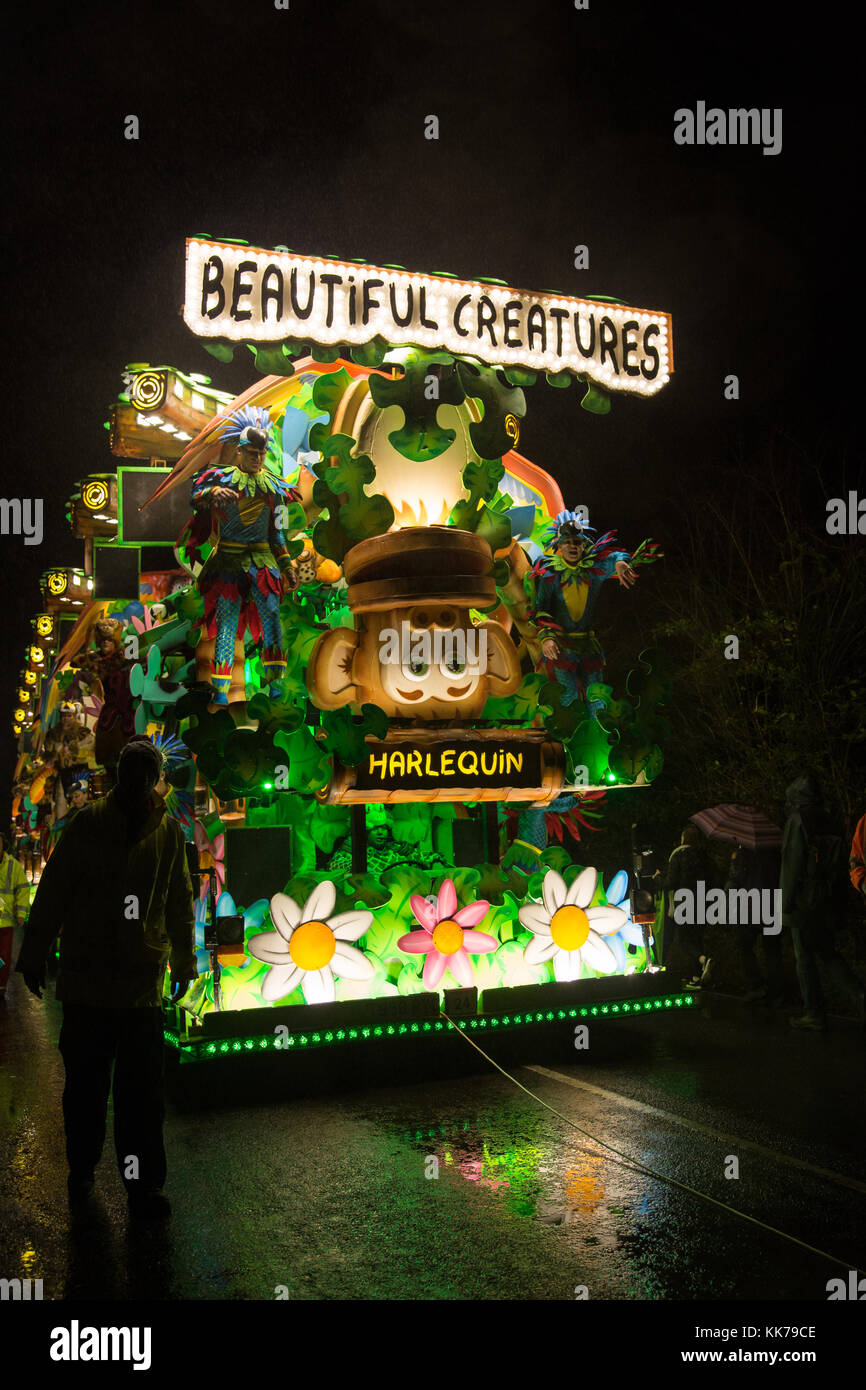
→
(184, 239, 673, 398)
(324, 731, 565, 805)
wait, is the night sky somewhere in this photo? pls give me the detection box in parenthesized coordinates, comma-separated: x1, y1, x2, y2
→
(2, 0, 858, 796)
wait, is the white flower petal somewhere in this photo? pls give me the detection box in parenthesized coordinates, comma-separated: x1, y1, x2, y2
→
(517, 904, 553, 935)
(260, 963, 303, 1002)
(247, 930, 292, 965)
(553, 948, 582, 983)
(301, 966, 335, 1004)
(566, 865, 597, 909)
(586, 904, 628, 936)
(302, 880, 337, 924)
(329, 910, 374, 942)
(269, 894, 301, 941)
(582, 931, 618, 974)
(525, 934, 559, 966)
(542, 870, 566, 915)
(332, 942, 375, 981)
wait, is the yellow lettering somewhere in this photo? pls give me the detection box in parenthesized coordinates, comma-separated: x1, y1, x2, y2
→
(406, 750, 422, 775)
(505, 752, 523, 774)
(368, 753, 387, 778)
(457, 751, 479, 776)
(480, 751, 497, 775)
(440, 749, 454, 776)
(388, 751, 406, 778)
(425, 752, 435, 775)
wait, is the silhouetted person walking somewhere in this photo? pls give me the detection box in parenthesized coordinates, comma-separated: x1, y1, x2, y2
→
(780, 774, 864, 1031)
(728, 843, 784, 1005)
(17, 737, 196, 1216)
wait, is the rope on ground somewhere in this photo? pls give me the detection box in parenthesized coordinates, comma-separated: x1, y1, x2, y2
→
(439, 1010, 864, 1277)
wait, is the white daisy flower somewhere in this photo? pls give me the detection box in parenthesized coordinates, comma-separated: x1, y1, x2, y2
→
(518, 867, 627, 982)
(247, 880, 374, 1004)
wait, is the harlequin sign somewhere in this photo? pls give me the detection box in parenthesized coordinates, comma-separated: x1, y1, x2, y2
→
(324, 730, 566, 805)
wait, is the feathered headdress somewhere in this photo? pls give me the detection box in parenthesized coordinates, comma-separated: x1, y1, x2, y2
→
(544, 509, 597, 548)
(219, 406, 272, 450)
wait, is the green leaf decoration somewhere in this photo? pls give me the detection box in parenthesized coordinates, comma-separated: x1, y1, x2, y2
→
(539, 679, 585, 741)
(368, 352, 464, 461)
(475, 502, 513, 554)
(310, 367, 353, 432)
(309, 802, 351, 854)
(310, 344, 342, 363)
(202, 341, 235, 363)
(456, 362, 526, 460)
(311, 513, 351, 564)
(320, 703, 389, 766)
(339, 492, 396, 541)
(272, 725, 332, 793)
(580, 380, 612, 414)
(501, 366, 537, 388)
(544, 370, 572, 389)
(344, 873, 392, 909)
(309, 432, 394, 558)
(585, 648, 671, 785)
(350, 339, 389, 368)
(482, 671, 551, 725)
(248, 343, 296, 377)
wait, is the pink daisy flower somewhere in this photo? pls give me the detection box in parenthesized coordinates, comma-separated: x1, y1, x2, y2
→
(398, 878, 496, 990)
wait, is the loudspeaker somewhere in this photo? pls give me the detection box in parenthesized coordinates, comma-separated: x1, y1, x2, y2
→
(93, 544, 140, 601)
(223, 827, 293, 906)
(118, 467, 194, 545)
(451, 815, 486, 867)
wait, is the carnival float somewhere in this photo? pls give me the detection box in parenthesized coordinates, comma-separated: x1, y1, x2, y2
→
(9, 238, 691, 1065)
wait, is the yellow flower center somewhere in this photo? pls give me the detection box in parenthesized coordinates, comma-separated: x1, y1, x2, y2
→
(550, 905, 590, 951)
(432, 918, 464, 956)
(288, 919, 336, 971)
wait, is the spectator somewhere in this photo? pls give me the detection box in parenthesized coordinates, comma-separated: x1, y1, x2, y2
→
(16, 737, 196, 1216)
(780, 774, 864, 1031)
(656, 824, 720, 989)
(727, 842, 784, 1005)
(0, 831, 30, 998)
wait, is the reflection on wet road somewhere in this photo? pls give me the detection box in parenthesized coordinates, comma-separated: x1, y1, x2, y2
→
(1, 979, 864, 1300)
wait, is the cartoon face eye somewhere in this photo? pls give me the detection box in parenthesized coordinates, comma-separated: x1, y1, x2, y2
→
(401, 652, 430, 682)
(440, 653, 466, 677)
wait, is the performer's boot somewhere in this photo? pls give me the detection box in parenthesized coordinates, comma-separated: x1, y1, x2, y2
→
(210, 660, 232, 707)
(261, 646, 287, 700)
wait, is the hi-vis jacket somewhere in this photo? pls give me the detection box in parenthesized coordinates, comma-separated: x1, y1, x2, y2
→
(17, 788, 196, 1008)
(0, 852, 30, 931)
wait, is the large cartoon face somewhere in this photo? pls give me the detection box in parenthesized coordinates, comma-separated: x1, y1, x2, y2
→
(307, 605, 521, 721)
(373, 607, 488, 715)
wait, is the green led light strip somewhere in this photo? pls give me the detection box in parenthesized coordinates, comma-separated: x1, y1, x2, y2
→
(164, 993, 693, 1063)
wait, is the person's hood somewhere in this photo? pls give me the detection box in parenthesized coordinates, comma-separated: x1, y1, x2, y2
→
(785, 775, 822, 812)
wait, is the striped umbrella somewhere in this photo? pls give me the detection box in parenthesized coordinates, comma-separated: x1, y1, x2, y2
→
(689, 804, 782, 851)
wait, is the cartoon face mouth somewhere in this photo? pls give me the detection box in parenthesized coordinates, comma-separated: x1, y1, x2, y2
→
(396, 689, 425, 701)
(446, 682, 472, 696)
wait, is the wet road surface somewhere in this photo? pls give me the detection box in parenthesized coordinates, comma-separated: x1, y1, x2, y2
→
(2, 976, 864, 1302)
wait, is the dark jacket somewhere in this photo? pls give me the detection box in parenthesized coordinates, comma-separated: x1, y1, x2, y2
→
(17, 788, 195, 1007)
(661, 842, 720, 915)
(780, 775, 828, 928)
(727, 845, 782, 894)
